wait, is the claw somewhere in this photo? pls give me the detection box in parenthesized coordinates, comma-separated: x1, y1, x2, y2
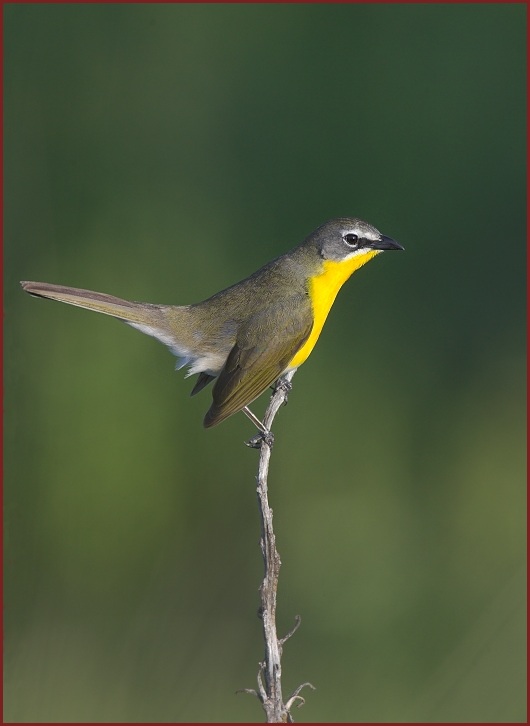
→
(274, 377, 293, 394)
(245, 431, 274, 449)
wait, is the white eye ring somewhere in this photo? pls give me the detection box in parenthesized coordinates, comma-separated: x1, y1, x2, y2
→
(343, 233, 359, 247)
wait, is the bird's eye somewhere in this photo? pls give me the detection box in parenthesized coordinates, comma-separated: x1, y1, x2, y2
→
(343, 233, 359, 247)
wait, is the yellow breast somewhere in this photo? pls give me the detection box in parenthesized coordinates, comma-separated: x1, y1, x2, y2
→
(287, 250, 379, 370)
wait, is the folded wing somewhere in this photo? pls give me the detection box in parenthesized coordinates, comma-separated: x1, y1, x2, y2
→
(203, 298, 312, 427)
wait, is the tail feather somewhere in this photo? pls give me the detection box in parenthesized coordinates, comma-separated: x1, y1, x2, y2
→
(21, 280, 217, 395)
(21, 281, 158, 327)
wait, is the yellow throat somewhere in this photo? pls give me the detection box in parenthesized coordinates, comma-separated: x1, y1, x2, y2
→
(288, 250, 379, 369)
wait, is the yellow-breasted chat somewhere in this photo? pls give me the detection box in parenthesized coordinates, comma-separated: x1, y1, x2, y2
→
(21, 217, 403, 431)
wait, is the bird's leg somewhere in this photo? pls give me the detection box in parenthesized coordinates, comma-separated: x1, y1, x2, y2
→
(243, 406, 268, 433)
(243, 406, 274, 448)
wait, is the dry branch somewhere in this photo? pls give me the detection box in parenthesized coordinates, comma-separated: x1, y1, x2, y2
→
(240, 371, 315, 722)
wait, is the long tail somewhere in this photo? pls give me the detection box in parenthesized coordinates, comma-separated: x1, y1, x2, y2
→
(21, 281, 160, 326)
(19, 280, 192, 364)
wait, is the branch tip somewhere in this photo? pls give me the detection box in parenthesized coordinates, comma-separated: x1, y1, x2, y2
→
(236, 687, 260, 701)
(286, 695, 306, 710)
(279, 614, 302, 647)
(285, 681, 316, 712)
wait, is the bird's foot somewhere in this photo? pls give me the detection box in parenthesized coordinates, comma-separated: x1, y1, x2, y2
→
(244, 430, 275, 449)
(274, 377, 293, 394)
(273, 376, 293, 406)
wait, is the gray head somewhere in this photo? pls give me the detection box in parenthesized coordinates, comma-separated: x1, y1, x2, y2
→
(308, 217, 404, 262)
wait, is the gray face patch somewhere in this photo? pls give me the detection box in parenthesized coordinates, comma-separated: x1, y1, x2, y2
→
(314, 217, 384, 262)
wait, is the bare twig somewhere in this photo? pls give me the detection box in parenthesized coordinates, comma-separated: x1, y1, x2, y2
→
(285, 682, 317, 712)
(239, 370, 315, 722)
(279, 615, 302, 648)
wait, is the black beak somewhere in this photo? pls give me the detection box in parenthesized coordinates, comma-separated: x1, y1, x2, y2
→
(369, 235, 404, 251)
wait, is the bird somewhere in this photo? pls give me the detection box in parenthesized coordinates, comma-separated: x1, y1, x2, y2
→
(21, 217, 403, 432)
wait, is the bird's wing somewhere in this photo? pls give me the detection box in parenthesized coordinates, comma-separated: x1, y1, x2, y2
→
(203, 298, 313, 427)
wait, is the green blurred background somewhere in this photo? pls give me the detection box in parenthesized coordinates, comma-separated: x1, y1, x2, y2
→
(4, 4, 526, 723)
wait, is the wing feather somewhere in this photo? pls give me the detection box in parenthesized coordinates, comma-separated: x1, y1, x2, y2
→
(203, 299, 312, 427)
